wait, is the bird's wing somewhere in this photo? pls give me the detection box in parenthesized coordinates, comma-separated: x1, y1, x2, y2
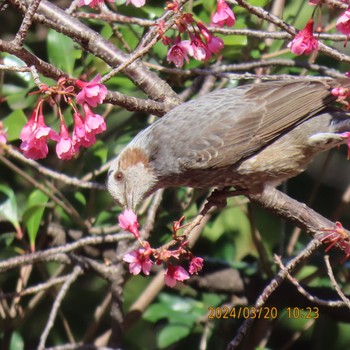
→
(151, 80, 336, 171)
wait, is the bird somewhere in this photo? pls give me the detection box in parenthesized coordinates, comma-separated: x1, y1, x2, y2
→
(107, 79, 350, 210)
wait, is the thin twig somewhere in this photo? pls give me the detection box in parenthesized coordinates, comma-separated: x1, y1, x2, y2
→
(275, 255, 346, 308)
(0, 233, 131, 273)
(9, 0, 180, 105)
(324, 255, 350, 310)
(13, 0, 42, 47)
(0, 38, 66, 80)
(227, 239, 321, 350)
(235, 0, 350, 63)
(37, 265, 83, 350)
(82, 292, 112, 343)
(44, 344, 118, 350)
(0, 274, 74, 300)
(0, 152, 88, 228)
(3, 144, 105, 190)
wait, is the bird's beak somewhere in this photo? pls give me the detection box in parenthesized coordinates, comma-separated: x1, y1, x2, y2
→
(125, 191, 135, 211)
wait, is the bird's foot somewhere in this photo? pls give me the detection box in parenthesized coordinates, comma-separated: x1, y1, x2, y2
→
(202, 187, 248, 215)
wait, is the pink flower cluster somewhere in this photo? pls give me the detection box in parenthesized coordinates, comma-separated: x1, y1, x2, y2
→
(118, 210, 204, 288)
(75, 74, 107, 107)
(288, 19, 318, 56)
(289, 4, 350, 56)
(331, 74, 350, 130)
(165, 0, 235, 68)
(320, 221, 350, 263)
(331, 85, 350, 100)
(118, 209, 141, 239)
(78, 0, 145, 8)
(78, 0, 113, 8)
(56, 103, 106, 160)
(19, 75, 107, 160)
(20, 103, 59, 160)
(166, 23, 224, 68)
(211, 0, 236, 27)
(336, 8, 350, 41)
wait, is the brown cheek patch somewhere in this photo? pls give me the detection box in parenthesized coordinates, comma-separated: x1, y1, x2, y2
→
(119, 148, 149, 170)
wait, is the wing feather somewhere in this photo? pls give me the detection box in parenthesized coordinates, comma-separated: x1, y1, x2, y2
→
(143, 80, 337, 174)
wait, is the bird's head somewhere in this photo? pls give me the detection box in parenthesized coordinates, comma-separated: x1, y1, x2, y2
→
(107, 147, 157, 210)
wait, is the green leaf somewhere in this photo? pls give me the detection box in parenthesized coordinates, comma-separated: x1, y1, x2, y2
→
(202, 202, 255, 261)
(157, 324, 190, 348)
(47, 30, 81, 75)
(95, 210, 114, 226)
(0, 185, 21, 236)
(140, 5, 164, 18)
(153, 41, 168, 61)
(100, 22, 113, 39)
(3, 53, 33, 85)
(6, 88, 37, 110)
(222, 34, 247, 46)
(22, 190, 49, 250)
(74, 192, 87, 206)
(202, 293, 225, 308)
(0, 232, 16, 247)
(2, 110, 27, 141)
(143, 303, 172, 322)
(144, 294, 203, 326)
(335, 323, 350, 349)
(9, 332, 24, 350)
(107, 76, 138, 92)
(202, 0, 216, 13)
(249, 0, 269, 6)
(91, 140, 108, 163)
(159, 293, 195, 313)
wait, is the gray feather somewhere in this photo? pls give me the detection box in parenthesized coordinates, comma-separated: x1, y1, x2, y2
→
(133, 80, 337, 175)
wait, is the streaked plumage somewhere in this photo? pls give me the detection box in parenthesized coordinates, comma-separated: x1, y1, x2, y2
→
(107, 79, 350, 209)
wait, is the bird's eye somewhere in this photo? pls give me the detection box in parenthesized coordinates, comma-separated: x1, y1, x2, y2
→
(114, 171, 124, 182)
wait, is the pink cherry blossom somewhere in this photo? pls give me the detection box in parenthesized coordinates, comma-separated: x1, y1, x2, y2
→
(166, 38, 192, 68)
(336, 9, 350, 36)
(78, 0, 113, 8)
(125, 0, 145, 7)
(81, 103, 106, 147)
(197, 22, 224, 56)
(76, 74, 107, 107)
(118, 209, 140, 239)
(188, 34, 208, 61)
(157, 247, 181, 262)
(164, 265, 190, 288)
(123, 242, 153, 275)
(83, 104, 106, 134)
(212, 0, 236, 27)
(0, 122, 7, 145)
(20, 108, 59, 160)
(288, 19, 318, 56)
(308, 0, 320, 5)
(207, 35, 224, 55)
(331, 86, 350, 100)
(72, 112, 86, 151)
(189, 256, 204, 275)
(56, 122, 76, 160)
(320, 222, 350, 262)
(71, 105, 106, 150)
